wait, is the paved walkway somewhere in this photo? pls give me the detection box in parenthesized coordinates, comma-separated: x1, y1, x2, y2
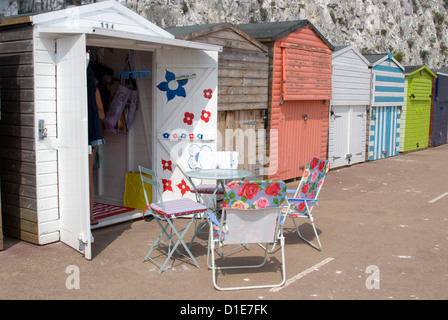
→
(1, 145, 447, 302)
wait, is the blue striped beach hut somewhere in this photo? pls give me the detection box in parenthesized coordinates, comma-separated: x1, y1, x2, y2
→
(364, 52, 405, 161)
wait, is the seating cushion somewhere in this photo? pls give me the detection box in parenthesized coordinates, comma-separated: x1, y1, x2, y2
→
(191, 183, 224, 194)
(149, 198, 207, 218)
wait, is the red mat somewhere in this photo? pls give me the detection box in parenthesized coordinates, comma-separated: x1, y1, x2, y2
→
(93, 202, 135, 220)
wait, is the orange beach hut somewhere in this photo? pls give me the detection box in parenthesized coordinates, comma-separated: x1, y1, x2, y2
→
(238, 20, 334, 181)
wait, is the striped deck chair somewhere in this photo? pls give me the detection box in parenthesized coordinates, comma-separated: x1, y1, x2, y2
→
(139, 166, 208, 273)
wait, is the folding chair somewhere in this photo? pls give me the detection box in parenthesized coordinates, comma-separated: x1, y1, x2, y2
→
(279, 157, 330, 251)
(208, 180, 287, 290)
(139, 166, 208, 273)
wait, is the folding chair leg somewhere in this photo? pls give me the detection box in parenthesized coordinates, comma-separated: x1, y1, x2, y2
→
(144, 216, 201, 273)
(292, 215, 322, 251)
(210, 238, 286, 291)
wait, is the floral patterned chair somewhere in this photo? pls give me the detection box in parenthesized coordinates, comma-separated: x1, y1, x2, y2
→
(207, 180, 287, 290)
(280, 157, 330, 251)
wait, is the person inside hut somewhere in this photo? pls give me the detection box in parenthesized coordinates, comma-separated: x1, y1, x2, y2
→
(87, 52, 109, 225)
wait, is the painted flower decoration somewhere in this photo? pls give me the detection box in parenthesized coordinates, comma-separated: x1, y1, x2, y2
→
(176, 179, 191, 197)
(183, 112, 194, 125)
(200, 110, 211, 123)
(162, 159, 172, 172)
(162, 179, 173, 193)
(157, 69, 188, 102)
(203, 89, 213, 99)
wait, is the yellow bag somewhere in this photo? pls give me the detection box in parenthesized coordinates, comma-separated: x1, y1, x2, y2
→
(123, 172, 152, 210)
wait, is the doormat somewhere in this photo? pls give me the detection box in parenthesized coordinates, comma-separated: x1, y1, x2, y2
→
(93, 202, 135, 220)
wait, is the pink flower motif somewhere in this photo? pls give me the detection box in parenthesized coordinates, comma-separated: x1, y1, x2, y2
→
(203, 89, 213, 99)
(226, 181, 239, 190)
(308, 190, 315, 199)
(183, 112, 194, 125)
(254, 196, 271, 209)
(162, 159, 172, 172)
(311, 171, 318, 183)
(200, 110, 211, 123)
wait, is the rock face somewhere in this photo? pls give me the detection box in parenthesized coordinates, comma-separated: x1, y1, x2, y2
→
(2, 0, 448, 67)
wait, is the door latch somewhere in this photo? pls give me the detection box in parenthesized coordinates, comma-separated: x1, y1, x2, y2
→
(345, 153, 352, 165)
(38, 119, 47, 140)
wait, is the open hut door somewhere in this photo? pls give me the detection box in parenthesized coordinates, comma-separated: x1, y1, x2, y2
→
(56, 34, 92, 259)
(154, 49, 218, 201)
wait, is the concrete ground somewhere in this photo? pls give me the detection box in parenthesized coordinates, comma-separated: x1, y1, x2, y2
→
(1, 144, 447, 303)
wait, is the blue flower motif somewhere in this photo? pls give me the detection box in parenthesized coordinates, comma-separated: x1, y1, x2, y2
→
(162, 132, 170, 139)
(157, 69, 188, 102)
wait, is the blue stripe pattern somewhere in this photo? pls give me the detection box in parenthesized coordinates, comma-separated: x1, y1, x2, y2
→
(369, 106, 401, 161)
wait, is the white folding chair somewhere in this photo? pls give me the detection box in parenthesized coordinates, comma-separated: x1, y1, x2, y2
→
(208, 180, 287, 290)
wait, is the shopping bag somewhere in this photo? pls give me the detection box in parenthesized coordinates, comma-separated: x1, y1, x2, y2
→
(123, 171, 152, 210)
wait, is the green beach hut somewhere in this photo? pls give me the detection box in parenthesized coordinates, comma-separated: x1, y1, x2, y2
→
(400, 65, 437, 152)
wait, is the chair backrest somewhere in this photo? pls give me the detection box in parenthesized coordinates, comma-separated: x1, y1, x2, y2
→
(197, 151, 239, 169)
(294, 157, 330, 200)
(138, 165, 164, 210)
(221, 180, 286, 244)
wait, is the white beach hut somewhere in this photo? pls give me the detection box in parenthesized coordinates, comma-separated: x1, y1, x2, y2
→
(0, 1, 221, 259)
(329, 45, 371, 168)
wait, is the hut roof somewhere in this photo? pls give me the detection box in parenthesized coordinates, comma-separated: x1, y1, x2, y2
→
(237, 20, 334, 50)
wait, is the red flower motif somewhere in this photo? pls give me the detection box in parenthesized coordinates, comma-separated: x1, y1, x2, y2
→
(301, 183, 309, 195)
(162, 159, 172, 172)
(318, 160, 326, 172)
(200, 110, 211, 123)
(264, 182, 281, 197)
(183, 112, 194, 125)
(203, 89, 212, 99)
(176, 179, 191, 197)
(162, 179, 173, 193)
(237, 181, 260, 200)
(309, 157, 319, 170)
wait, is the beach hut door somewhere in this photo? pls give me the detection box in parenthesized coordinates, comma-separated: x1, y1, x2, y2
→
(55, 34, 92, 260)
(154, 49, 218, 201)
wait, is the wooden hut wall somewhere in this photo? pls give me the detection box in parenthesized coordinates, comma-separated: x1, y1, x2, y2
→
(0, 23, 39, 244)
(169, 24, 269, 177)
(267, 26, 331, 180)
